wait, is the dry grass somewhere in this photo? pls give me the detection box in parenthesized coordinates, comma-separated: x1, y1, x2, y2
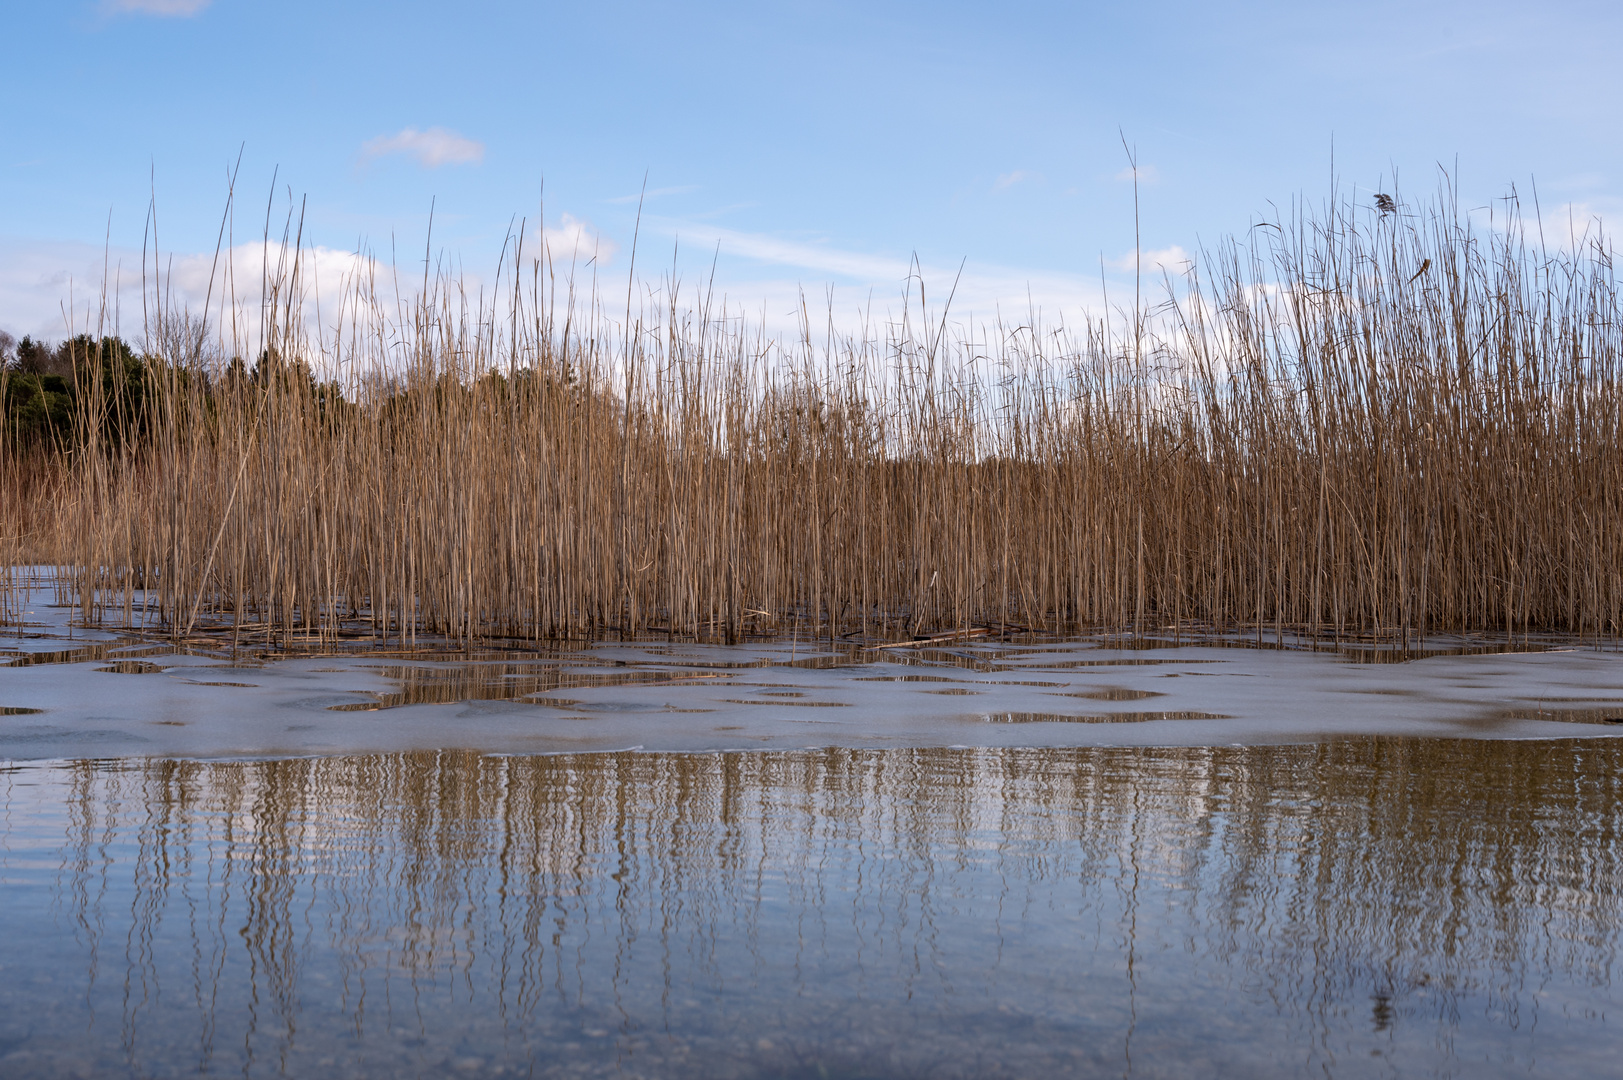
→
(4, 183, 1620, 647)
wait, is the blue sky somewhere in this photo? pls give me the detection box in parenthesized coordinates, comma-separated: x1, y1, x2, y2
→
(2, 0, 1620, 342)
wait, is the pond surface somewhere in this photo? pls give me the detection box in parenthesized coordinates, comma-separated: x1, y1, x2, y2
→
(2, 739, 1620, 1078)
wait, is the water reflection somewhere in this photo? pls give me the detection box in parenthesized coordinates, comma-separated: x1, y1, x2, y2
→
(1, 740, 1619, 1078)
(982, 709, 1233, 723)
(330, 662, 737, 711)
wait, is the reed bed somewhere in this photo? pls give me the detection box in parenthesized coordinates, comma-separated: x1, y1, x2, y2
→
(4, 184, 1620, 647)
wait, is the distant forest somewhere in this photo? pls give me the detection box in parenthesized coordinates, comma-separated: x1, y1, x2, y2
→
(0, 330, 153, 448)
(0, 329, 346, 450)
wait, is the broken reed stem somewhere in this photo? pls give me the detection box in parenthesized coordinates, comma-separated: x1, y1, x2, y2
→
(4, 182, 1622, 647)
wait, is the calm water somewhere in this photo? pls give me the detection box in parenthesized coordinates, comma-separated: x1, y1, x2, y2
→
(1, 740, 1620, 1078)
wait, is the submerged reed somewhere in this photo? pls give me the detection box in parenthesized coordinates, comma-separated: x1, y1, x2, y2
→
(4, 183, 1619, 647)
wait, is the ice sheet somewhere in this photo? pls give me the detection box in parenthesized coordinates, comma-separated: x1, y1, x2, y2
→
(5, 600, 1623, 759)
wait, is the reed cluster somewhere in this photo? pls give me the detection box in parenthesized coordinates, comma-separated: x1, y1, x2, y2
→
(3, 184, 1620, 646)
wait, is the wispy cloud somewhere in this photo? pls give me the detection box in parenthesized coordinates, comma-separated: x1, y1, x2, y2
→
(360, 127, 485, 169)
(644, 219, 1113, 335)
(652, 221, 913, 282)
(1551, 171, 1607, 191)
(605, 185, 700, 205)
(994, 170, 1039, 191)
(106, 0, 212, 15)
(1104, 245, 1192, 273)
(1114, 164, 1160, 185)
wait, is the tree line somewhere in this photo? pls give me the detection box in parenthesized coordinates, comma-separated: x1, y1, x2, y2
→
(1, 327, 604, 454)
(0, 329, 347, 450)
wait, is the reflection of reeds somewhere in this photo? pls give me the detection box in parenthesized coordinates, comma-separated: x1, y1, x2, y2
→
(5, 183, 1622, 645)
(336, 662, 735, 711)
(980, 709, 1231, 723)
(24, 741, 1623, 1075)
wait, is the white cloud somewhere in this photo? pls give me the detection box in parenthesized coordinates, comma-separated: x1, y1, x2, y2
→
(0, 235, 412, 371)
(532, 214, 618, 266)
(1105, 245, 1192, 274)
(3, 218, 1208, 367)
(1114, 164, 1160, 185)
(360, 127, 484, 169)
(1466, 196, 1619, 256)
(605, 186, 699, 205)
(107, 0, 211, 14)
(994, 170, 1039, 191)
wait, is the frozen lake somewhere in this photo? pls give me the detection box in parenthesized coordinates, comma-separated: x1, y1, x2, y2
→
(3, 589, 1622, 758)
(4, 588, 1623, 1077)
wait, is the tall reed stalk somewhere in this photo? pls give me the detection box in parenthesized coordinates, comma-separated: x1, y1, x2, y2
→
(5, 184, 1620, 646)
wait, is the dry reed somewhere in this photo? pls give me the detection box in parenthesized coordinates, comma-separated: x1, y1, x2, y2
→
(4, 181, 1620, 647)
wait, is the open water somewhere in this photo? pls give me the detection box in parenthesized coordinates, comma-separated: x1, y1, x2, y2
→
(1, 741, 1621, 1078)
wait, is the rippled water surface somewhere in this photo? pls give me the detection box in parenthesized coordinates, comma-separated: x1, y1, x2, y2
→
(1, 739, 1619, 1078)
